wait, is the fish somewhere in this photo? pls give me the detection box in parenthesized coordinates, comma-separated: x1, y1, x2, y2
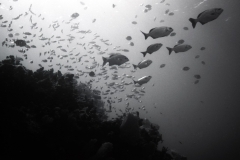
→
(14, 39, 27, 47)
(194, 75, 201, 79)
(160, 64, 166, 68)
(71, 12, 79, 19)
(60, 48, 67, 52)
(141, 26, 173, 39)
(89, 71, 95, 77)
(133, 76, 152, 85)
(102, 53, 129, 66)
(182, 67, 190, 71)
(133, 59, 152, 69)
(189, 8, 223, 28)
(166, 44, 192, 55)
(15, 56, 23, 62)
(23, 32, 32, 35)
(141, 43, 162, 57)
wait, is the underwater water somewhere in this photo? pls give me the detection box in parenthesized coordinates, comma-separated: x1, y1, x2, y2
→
(0, 0, 240, 160)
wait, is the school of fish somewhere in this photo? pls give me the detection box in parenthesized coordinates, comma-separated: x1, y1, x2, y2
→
(0, 1, 223, 115)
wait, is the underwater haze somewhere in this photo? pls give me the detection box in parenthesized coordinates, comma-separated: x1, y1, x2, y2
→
(0, 0, 240, 160)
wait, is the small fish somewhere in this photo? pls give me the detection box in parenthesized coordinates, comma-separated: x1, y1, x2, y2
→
(23, 32, 32, 35)
(182, 67, 190, 71)
(141, 43, 162, 57)
(126, 36, 132, 40)
(170, 32, 176, 36)
(102, 53, 129, 66)
(71, 12, 79, 19)
(166, 44, 192, 55)
(177, 39, 185, 44)
(189, 8, 224, 28)
(141, 26, 173, 40)
(60, 48, 67, 52)
(132, 21, 137, 24)
(14, 39, 27, 47)
(133, 59, 152, 69)
(160, 64, 166, 68)
(194, 75, 201, 79)
(133, 76, 152, 85)
(89, 71, 95, 77)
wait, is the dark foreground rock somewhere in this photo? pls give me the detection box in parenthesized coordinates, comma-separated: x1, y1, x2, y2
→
(0, 56, 186, 160)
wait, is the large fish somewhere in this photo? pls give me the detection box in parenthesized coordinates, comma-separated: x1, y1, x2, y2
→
(141, 26, 173, 39)
(102, 53, 129, 66)
(133, 59, 152, 69)
(141, 43, 162, 57)
(133, 76, 152, 85)
(189, 8, 223, 28)
(166, 44, 192, 55)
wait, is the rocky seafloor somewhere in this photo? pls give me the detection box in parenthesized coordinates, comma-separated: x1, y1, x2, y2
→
(0, 55, 187, 160)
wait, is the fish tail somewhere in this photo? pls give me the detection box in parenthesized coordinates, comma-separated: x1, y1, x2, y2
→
(132, 64, 137, 69)
(140, 31, 148, 40)
(141, 51, 147, 57)
(189, 18, 197, 28)
(166, 47, 173, 55)
(102, 57, 108, 66)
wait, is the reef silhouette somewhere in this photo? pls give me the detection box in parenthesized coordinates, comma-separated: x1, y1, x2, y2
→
(0, 55, 187, 160)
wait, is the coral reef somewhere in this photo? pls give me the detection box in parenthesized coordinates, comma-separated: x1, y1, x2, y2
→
(0, 55, 186, 160)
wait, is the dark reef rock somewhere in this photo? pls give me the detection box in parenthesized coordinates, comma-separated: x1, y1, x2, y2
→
(0, 55, 183, 160)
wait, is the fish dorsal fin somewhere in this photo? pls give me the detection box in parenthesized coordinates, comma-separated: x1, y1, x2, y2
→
(149, 28, 155, 33)
(197, 10, 206, 18)
(174, 44, 180, 47)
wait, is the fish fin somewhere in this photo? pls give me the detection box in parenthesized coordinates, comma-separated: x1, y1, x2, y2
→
(102, 57, 108, 66)
(166, 47, 173, 55)
(199, 21, 207, 25)
(132, 64, 137, 69)
(189, 18, 197, 28)
(133, 79, 137, 84)
(141, 51, 147, 57)
(140, 31, 148, 40)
